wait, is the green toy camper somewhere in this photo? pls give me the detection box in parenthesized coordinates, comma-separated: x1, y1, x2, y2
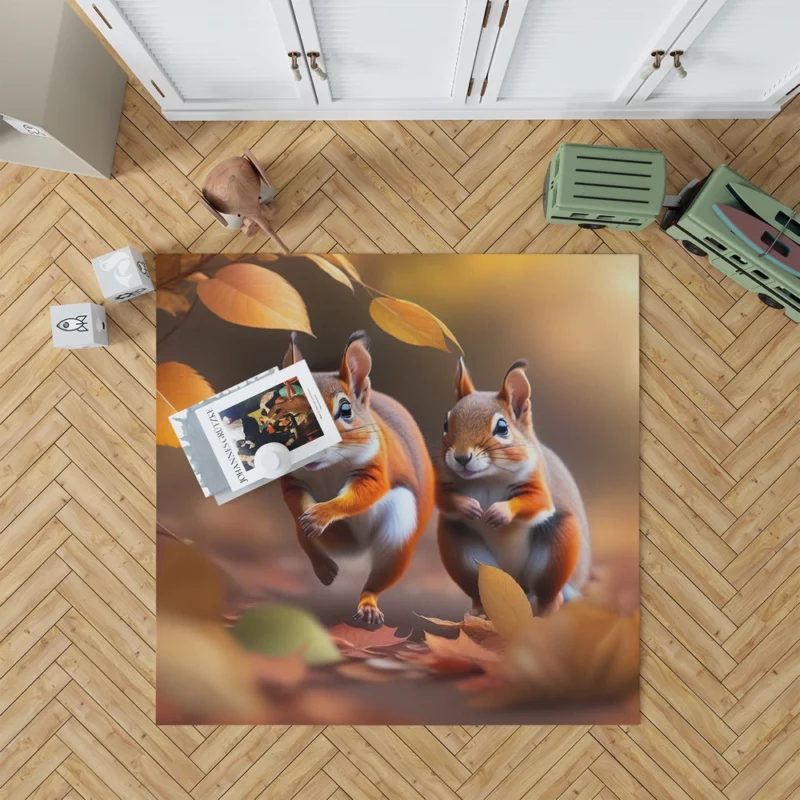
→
(660, 164, 800, 323)
(544, 143, 667, 231)
(544, 142, 800, 323)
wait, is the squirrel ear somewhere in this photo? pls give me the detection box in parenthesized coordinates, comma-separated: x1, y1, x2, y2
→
(499, 360, 531, 419)
(282, 332, 303, 368)
(455, 357, 475, 399)
(340, 331, 372, 401)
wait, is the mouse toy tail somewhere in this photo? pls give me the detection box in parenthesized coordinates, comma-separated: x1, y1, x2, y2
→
(253, 213, 289, 254)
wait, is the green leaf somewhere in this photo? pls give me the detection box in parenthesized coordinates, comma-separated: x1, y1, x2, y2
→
(230, 604, 342, 666)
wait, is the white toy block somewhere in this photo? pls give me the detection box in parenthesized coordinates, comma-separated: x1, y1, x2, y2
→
(91, 246, 154, 302)
(50, 303, 107, 349)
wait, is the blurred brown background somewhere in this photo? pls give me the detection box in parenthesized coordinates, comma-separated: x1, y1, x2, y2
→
(157, 254, 639, 721)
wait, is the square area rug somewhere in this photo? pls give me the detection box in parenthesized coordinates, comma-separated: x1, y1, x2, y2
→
(156, 253, 640, 725)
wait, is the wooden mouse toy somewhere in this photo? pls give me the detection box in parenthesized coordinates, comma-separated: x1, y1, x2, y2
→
(279, 331, 435, 625)
(436, 358, 590, 615)
(197, 148, 288, 253)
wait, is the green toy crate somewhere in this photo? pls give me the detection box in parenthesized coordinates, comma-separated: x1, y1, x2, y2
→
(544, 143, 667, 231)
(661, 164, 800, 323)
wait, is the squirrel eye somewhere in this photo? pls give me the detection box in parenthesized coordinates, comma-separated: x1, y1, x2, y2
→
(442, 417, 448, 436)
(338, 400, 352, 420)
(493, 418, 509, 436)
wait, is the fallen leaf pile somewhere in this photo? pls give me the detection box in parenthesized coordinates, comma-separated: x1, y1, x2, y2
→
(156, 537, 638, 721)
(157, 539, 271, 723)
(488, 599, 640, 707)
(414, 563, 639, 708)
(156, 538, 370, 724)
(329, 623, 429, 683)
(414, 631, 501, 676)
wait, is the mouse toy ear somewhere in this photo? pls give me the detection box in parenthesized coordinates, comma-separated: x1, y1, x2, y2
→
(455, 357, 475, 400)
(499, 360, 531, 420)
(282, 331, 304, 368)
(340, 330, 372, 403)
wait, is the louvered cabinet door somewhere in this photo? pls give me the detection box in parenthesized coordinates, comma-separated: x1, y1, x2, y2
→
(76, 0, 317, 112)
(289, 0, 486, 109)
(632, 0, 800, 109)
(479, 0, 706, 110)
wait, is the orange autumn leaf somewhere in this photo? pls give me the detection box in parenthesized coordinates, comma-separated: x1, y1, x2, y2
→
(477, 564, 533, 641)
(156, 289, 191, 317)
(419, 631, 500, 676)
(325, 253, 362, 283)
(369, 297, 450, 352)
(420, 613, 504, 650)
(156, 362, 214, 447)
(197, 262, 312, 333)
(304, 255, 354, 291)
(328, 622, 411, 658)
(433, 314, 464, 354)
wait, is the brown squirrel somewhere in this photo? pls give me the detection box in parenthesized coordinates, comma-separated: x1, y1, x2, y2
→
(436, 358, 590, 615)
(279, 331, 435, 625)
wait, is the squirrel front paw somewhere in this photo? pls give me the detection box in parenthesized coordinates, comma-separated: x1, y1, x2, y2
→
(453, 495, 483, 520)
(483, 501, 513, 528)
(355, 595, 384, 626)
(299, 504, 332, 538)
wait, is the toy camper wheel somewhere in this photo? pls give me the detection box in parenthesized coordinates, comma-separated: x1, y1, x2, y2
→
(758, 293, 784, 310)
(578, 223, 606, 230)
(682, 240, 707, 257)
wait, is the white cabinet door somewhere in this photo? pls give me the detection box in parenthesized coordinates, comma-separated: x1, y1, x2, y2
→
(479, 0, 706, 110)
(289, 0, 486, 110)
(633, 0, 800, 108)
(76, 0, 317, 112)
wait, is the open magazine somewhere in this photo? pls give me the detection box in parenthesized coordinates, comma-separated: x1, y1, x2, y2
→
(170, 361, 340, 504)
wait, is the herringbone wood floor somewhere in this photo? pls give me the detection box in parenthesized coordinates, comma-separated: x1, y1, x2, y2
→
(2, 67, 800, 799)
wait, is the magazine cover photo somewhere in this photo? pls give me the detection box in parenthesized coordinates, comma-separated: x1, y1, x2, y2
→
(156, 253, 640, 726)
(220, 375, 323, 466)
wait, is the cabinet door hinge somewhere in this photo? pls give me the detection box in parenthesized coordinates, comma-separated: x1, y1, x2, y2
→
(482, 0, 492, 27)
(499, 0, 509, 27)
(480, 77, 488, 97)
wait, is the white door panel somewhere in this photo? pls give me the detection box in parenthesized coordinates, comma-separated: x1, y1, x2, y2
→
(291, 0, 485, 107)
(482, 0, 706, 107)
(645, 0, 800, 104)
(76, 0, 317, 110)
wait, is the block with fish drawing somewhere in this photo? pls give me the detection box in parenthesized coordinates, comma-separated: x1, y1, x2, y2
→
(91, 246, 154, 301)
(50, 303, 108, 349)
